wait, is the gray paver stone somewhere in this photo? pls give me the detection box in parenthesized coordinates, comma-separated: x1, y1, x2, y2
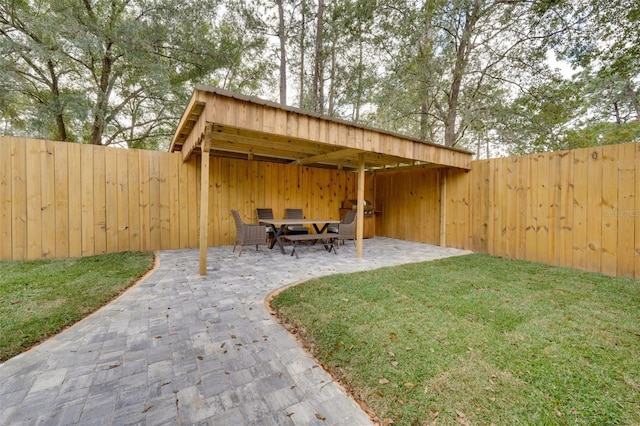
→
(0, 238, 470, 426)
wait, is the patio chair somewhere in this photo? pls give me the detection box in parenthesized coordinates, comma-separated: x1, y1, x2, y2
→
(284, 208, 310, 235)
(256, 208, 275, 244)
(231, 210, 267, 256)
(327, 209, 356, 245)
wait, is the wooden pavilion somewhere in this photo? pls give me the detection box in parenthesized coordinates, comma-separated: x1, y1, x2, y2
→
(169, 85, 472, 274)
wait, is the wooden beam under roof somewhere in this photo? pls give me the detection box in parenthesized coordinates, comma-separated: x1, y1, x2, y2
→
(290, 148, 362, 166)
(210, 126, 328, 156)
(170, 100, 206, 152)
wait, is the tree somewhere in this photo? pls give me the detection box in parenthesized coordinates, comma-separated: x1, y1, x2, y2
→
(0, 1, 82, 141)
(494, 76, 584, 154)
(0, 0, 271, 147)
(311, 0, 324, 113)
(371, 0, 589, 148)
(276, 0, 287, 104)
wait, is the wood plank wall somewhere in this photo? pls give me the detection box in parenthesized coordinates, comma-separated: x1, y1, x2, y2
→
(207, 158, 360, 245)
(5, 137, 640, 279)
(444, 143, 640, 278)
(374, 143, 640, 278)
(374, 167, 443, 244)
(0, 137, 360, 260)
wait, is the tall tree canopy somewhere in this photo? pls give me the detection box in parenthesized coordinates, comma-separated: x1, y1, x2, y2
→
(1, 0, 638, 155)
(0, 0, 270, 148)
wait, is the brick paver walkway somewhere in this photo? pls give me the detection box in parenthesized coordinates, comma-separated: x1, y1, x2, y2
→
(0, 237, 470, 425)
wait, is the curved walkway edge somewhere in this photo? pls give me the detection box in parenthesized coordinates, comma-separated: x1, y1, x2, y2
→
(0, 237, 470, 425)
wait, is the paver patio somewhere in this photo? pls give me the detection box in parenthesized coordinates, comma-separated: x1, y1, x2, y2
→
(0, 237, 470, 425)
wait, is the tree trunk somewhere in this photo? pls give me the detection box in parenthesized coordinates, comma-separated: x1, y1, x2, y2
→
(420, 101, 429, 140)
(328, 41, 336, 115)
(626, 80, 640, 122)
(298, 0, 306, 107)
(90, 51, 113, 145)
(312, 0, 324, 113)
(47, 60, 68, 141)
(444, 0, 480, 147)
(354, 38, 363, 122)
(613, 101, 621, 125)
(277, 0, 287, 105)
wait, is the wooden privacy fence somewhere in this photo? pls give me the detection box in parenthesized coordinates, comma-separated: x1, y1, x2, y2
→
(3, 136, 640, 279)
(451, 143, 640, 279)
(369, 143, 640, 279)
(0, 137, 359, 261)
(1, 137, 199, 260)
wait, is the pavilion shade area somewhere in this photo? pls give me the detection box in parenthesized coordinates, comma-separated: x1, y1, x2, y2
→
(169, 86, 472, 273)
(374, 166, 471, 248)
(374, 167, 444, 245)
(170, 85, 472, 171)
(203, 156, 372, 246)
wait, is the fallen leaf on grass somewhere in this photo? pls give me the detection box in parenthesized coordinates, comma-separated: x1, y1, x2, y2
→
(453, 412, 470, 426)
(391, 361, 399, 367)
(390, 333, 398, 341)
(379, 378, 390, 385)
(315, 413, 326, 420)
(624, 377, 639, 390)
(404, 382, 416, 388)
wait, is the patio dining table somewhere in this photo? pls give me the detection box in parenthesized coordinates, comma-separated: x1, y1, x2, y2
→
(259, 218, 341, 254)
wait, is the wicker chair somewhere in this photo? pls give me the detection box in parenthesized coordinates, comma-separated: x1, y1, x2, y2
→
(256, 208, 275, 244)
(231, 210, 267, 256)
(327, 209, 356, 245)
(284, 208, 310, 235)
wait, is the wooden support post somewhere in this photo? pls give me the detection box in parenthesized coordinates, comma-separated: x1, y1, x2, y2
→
(199, 128, 212, 275)
(357, 153, 365, 258)
(440, 170, 447, 247)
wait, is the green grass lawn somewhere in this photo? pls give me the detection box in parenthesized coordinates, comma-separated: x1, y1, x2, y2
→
(271, 254, 640, 425)
(0, 252, 155, 362)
